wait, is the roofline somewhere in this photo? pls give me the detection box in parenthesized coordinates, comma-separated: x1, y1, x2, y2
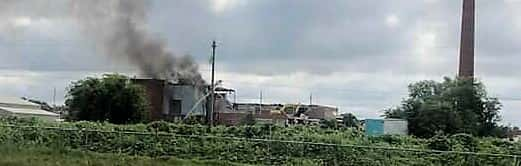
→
(131, 78, 209, 86)
(0, 108, 59, 117)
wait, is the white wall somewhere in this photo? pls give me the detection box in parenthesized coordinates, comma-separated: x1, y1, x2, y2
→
(383, 120, 408, 135)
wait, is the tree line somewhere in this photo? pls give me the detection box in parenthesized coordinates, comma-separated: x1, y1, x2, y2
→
(384, 77, 506, 138)
(63, 74, 511, 138)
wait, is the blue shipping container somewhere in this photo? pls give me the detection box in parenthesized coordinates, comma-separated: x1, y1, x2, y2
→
(365, 119, 384, 136)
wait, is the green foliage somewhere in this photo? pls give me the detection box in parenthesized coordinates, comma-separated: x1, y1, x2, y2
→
(0, 117, 520, 165)
(183, 115, 205, 125)
(65, 74, 149, 124)
(0, 144, 243, 166)
(450, 133, 478, 152)
(319, 119, 338, 129)
(428, 135, 451, 151)
(384, 77, 503, 138)
(428, 133, 478, 152)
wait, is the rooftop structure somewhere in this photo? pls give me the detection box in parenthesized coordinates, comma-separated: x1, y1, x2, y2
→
(0, 97, 60, 121)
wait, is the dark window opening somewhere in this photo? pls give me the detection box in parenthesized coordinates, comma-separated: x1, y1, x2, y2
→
(170, 100, 182, 116)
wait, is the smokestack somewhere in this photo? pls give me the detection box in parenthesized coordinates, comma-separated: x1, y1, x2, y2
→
(458, 0, 475, 78)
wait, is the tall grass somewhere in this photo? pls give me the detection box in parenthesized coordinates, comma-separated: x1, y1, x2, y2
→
(0, 144, 244, 166)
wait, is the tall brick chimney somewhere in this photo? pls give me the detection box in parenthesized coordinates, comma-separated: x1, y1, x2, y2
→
(458, 0, 475, 78)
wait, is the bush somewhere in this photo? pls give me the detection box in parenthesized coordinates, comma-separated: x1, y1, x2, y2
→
(65, 74, 149, 124)
(428, 135, 451, 151)
(0, 117, 518, 165)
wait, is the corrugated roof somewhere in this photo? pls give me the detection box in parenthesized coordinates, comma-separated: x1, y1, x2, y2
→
(0, 97, 40, 107)
(0, 106, 59, 117)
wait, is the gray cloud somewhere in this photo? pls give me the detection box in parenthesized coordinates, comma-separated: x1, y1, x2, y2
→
(1, 0, 521, 125)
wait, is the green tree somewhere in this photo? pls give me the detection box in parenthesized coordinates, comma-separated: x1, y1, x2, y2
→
(320, 119, 338, 129)
(341, 113, 360, 128)
(384, 77, 502, 138)
(65, 74, 149, 124)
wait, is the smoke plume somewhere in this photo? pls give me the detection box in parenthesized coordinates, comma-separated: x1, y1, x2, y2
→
(71, 0, 205, 85)
(0, 0, 206, 85)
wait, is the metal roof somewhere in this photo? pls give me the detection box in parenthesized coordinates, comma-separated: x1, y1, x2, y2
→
(0, 106, 59, 117)
(0, 97, 58, 117)
(0, 97, 40, 107)
(364, 118, 407, 122)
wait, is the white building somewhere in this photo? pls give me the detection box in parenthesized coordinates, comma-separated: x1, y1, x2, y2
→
(0, 97, 60, 121)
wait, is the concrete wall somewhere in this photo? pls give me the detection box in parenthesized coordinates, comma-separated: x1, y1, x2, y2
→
(133, 79, 208, 120)
(214, 93, 232, 113)
(383, 119, 408, 135)
(168, 85, 206, 116)
(305, 105, 338, 120)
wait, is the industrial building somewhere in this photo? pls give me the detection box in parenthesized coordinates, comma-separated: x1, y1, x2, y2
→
(233, 103, 283, 113)
(0, 97, 60, 121)
(132, 78, 209, 121)
(132, 78, 339, 126)
(216, 103, 338, 126)
(297, 105, 338, 120)
(216, 106, 287, 126)
(285, 104, 338, 125)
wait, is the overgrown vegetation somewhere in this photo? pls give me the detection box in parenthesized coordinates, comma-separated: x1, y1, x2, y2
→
(0, 144, 242, 166)
(0, 117, 520, 165)
(65, 74, 149, 124)
(384, 77, 504, 138)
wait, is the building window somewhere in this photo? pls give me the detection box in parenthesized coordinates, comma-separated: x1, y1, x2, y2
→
(170, 100, 182, 116)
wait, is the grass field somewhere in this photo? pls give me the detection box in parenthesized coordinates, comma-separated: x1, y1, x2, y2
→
(0, 144, 244, 166)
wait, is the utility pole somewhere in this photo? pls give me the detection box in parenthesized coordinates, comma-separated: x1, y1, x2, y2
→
(209, 40, 217, 126)
(234, 91, 237, 105)
(53, 87, 56, 107)
(259, 90, 263, 113)
(309, 92, 312, 106)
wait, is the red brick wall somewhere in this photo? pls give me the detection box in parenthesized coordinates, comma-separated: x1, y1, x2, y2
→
(216, 112, 248, 126)
(132, 79, 166, 121)
(458, 0, 475, 77)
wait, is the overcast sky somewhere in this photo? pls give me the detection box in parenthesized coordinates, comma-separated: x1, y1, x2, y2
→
(1, 0, 521, 125)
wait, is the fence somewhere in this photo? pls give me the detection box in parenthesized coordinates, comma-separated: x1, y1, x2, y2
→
(0, 124, 519, 166)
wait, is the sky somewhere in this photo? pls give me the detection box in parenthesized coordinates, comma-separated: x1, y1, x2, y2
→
(1, 0, 521, 125)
